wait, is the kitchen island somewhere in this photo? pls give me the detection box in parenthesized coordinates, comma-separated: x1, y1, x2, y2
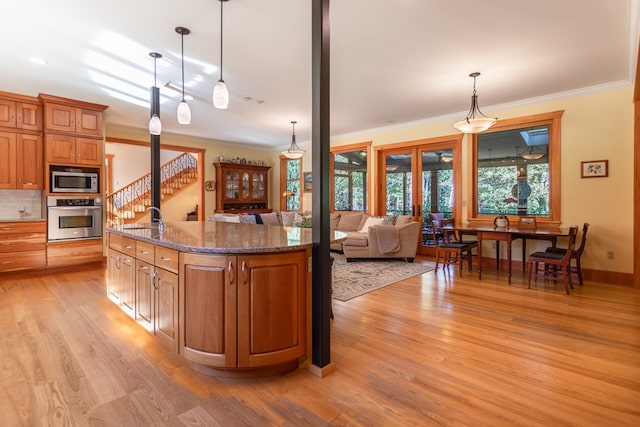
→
(107, 221, 324, 377)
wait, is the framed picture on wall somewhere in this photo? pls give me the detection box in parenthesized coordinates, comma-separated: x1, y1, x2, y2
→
(581, 160, 608, 178)
(303, 172, 312, 192)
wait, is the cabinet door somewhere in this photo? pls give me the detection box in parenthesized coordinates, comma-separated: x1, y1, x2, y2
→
(75, 137, 102, 166)
(225, 170, 240, 200)
(181, 253, 237, 368)
(46, 134, 75, 164)
(241, 171, 250, 199)
(17, 102, 42, 131)
(107, 249, 122, 304)
(119, 255, 136, 318)
(251, 172, 265, 200)
(44, 103, 76, 133)
(0, 131, 17, 188)
(75, 108, 103, 136)
(0, 99, 16, 128)
(155, 268, 179, 352)
(16, 134, 43, 189)
(135, 259, 154, 333)
(237, 251, 307, 367)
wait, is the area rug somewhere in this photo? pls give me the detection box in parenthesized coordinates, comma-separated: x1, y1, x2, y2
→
(331, 254, 435, 301)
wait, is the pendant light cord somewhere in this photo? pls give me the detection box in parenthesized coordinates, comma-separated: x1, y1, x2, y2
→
(181, 32, 185, 100)
(219, 0, 224, 81)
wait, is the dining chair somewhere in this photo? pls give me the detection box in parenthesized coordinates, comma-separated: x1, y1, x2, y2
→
(527, 225, 578, 294)
(431, 225, 475, 276)
(544, 222, 590, 286)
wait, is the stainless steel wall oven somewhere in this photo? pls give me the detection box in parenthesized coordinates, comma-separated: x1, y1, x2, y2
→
(47, 196, 103, 241)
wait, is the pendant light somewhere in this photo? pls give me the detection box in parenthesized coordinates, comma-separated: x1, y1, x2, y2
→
(175, 26, 191, 124)
(213, 0, 230, 109)
(282, 121, 305, 159)
(453, 72, 497, 134)
(149, 52, 162, 136)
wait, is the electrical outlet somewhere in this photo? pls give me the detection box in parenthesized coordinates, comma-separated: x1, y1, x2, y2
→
(607, 251, 615, 260)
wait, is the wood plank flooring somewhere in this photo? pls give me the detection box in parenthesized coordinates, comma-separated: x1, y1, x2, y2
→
(0, 259, 639, 426)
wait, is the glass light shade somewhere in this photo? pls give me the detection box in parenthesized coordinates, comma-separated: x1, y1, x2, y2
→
(521, 151, 545, 160)
(213, 80, 229, 109)
(453, 117, 497, 134)
(281, 149, 305, 159)
(177, 100, 191, 124)
(149, 114, 162, 135)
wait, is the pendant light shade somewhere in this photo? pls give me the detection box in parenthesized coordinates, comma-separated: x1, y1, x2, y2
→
(175, 26, 191, 124)
(453, 72, 497, 134)
(213, 0, 230, 109)
(213, 80, 229, 109)
(282, 121, 305, 159)
(149, 52, 162, 135)
(149, 114, 162, 135)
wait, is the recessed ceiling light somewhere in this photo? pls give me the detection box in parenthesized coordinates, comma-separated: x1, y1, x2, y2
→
(28, 56, 47, 65)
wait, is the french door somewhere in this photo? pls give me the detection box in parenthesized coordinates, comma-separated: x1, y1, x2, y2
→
(377, 138, 461, 256)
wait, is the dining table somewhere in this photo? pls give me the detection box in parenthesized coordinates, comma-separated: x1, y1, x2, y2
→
(451, 224, 572, 283)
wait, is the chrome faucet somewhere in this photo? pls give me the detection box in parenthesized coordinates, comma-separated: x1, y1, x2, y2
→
(147, 206, 164, 232)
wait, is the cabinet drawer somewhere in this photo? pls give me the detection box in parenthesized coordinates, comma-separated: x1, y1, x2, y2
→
(47, 239, 104, 267)
(0, 232, 46, 253)
(0, 250, 46, 272)
(136, 241, 155, 263)
(0, 222, 46, 235)
(109, 234, 136, 256)
(155, 246, 179, 273)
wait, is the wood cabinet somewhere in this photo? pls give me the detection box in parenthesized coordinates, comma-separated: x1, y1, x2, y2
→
(0, 132, 44, 189)
(0, 222, 46, 272)
(0, 93, 43, 131)
(45, 134, 103, 166)
(39, 94, 107, 170)
(180, 250, 307, 369)
(47, 238, 104, 267)
(107, 233, 179, 352)
(214, 162, 271, 213)
(42, 102, 103, 136)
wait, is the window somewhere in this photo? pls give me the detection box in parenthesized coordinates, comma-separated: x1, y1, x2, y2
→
(470, 111, 563, 225)
(280, 156, 301, 211)
(330, 142, 371, 212)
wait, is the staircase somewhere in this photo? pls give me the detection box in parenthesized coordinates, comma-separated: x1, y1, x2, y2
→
(106, 153, 198, 225)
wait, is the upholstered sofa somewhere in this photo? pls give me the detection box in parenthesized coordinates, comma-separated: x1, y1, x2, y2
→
(208, 211, 421, 262)
(328, 212, 421, 262)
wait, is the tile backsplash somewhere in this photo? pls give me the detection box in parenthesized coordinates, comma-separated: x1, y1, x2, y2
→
(0, 190, 45, 220)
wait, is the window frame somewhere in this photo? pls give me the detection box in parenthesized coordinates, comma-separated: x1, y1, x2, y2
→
(330, 141, 372, 213)
(279, 155, 302, 212)
(467, 110, 564, 226)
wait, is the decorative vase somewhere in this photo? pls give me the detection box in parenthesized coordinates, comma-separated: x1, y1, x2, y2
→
(494, 215, 509, 228)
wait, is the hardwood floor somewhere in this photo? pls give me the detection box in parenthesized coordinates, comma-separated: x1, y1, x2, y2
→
(1, 259, 639, 426)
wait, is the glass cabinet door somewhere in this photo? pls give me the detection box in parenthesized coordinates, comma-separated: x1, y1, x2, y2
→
(225, 171, 239, 199)
(242, 172, 250, 199)
(252, 172, 265, 199)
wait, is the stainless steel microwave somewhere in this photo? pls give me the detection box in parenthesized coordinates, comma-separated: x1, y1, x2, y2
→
(51, 170, 99, 193)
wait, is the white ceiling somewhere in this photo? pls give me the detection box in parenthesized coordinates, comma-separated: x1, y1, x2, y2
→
(1, 0, 638, 150)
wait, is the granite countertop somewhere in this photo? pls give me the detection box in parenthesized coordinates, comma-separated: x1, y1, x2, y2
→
(108, 221, 346, 254)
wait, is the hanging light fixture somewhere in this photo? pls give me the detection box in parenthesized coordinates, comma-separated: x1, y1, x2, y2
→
(213, 0, 230, 109)
(281, 121, 305, 159)
(453, 72, 497, 134)
(520, 146, 545, 160)
(175, 26, 191, 124)
(149, 52, 162, 136)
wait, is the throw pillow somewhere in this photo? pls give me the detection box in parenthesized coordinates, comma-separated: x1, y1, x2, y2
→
(337, 213, 362, 231)
(359, 216, 384, 233)
(280, 211, 298, 227)
(382, 215, 397, 225)
(259, 212, 281, 226)
(330, 213, 341, 229)
(238, 214, 256, 224)
(293, 213, 312, 228)
(395, 215, 412, 226)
